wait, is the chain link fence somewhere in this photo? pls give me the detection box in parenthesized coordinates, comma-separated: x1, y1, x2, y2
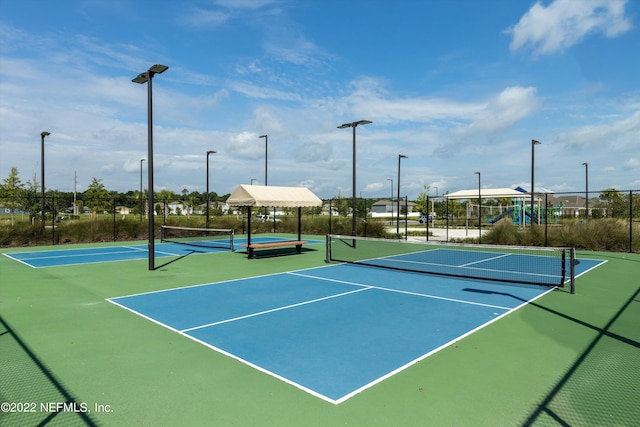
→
(1, 190, 638, 252)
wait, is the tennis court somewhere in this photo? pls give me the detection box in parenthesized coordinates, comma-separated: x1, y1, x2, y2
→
(4, 235, 324, 268)
(108, 239, 604, 404)
(1, 234, 637, 426)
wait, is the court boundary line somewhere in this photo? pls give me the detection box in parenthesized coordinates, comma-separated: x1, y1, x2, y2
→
(287, 271, 512, 310)
(334, 285, 557, 404)
(106, 297, 336, 403)
(104, 255, 607, 405)
(2, 252, 37, 268)
(107, 272, 555, 405)
(180, 286, 373, 332)
(2, 243, 226, 268)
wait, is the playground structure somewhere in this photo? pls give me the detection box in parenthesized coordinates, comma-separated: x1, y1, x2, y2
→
(482, 200, 563, 225)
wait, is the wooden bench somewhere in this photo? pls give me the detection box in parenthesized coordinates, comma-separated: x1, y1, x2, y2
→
(241, 241, 307, 259)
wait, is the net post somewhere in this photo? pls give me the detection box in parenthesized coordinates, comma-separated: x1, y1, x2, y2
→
(230, 229, 235, 252)
(325, 235, 330, 263)
(570, 247, 576, 294)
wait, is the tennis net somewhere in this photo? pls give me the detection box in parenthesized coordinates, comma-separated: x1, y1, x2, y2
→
(160, 225, 235, 251)
(326, 234, 575, 290)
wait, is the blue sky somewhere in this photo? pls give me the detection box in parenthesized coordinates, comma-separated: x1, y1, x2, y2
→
(1, 0, 638, 199)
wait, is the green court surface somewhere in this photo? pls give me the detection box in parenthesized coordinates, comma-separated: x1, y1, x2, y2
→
(1, 234, 638, 426)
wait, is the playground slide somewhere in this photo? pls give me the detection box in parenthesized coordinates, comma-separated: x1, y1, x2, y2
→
(489, 207, 514, 224)
(525, 210, 539, 224)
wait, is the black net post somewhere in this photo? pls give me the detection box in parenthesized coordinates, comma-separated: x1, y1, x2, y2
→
(570, 247, 576, 294)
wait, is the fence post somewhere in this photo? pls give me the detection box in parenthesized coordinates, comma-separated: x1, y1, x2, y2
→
(426, 195, 430, 242)
(445, 198, 450, 242)
(544, 192, 548, 247)
(113, 198, 117, 241)
(630, 190, 633, 253)
(51, 194, 55, 245)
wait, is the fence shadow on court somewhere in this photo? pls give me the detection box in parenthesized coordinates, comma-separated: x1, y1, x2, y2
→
(519, 286, 640, 426)
(0, 316, 98, 426)
(465, 286, 640, 426)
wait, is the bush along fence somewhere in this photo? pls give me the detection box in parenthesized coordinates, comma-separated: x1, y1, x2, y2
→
(0, 190, 638, 252)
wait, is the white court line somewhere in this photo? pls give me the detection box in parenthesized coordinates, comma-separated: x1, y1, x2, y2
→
(2, 253, 37, 268)
(382, 257, 559, 280)
(288, 271, 512, 310)
(459, 253, 512, 267)
(180, 286, 372, 332)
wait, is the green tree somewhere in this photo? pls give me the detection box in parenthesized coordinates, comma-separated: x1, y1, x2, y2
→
(413, 185, 431, 215)
(599, 188, 626, 218)
(84, 178, 110, 214)
(0, 167, 24, 225)
(181, 188, 192, 217)
(332, 191, 350, 216)
(22, 173, 41, 222)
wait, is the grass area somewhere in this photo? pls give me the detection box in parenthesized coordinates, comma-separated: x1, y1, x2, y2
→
(1, 236, 638, 426)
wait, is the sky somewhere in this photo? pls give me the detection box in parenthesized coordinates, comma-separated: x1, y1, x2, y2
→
(1, 0, 639, 200)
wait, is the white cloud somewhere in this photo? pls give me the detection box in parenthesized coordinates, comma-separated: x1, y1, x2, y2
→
(181, 8, 231, 28)
(558, 110, 640, 150)
(507, 0, 633, 56)
(451, 86, 539, 138)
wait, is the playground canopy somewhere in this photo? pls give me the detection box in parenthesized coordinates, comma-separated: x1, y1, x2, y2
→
(226, 185, 323, 249)
(226, 184, 323, 208)
(444, 188, 528, 200)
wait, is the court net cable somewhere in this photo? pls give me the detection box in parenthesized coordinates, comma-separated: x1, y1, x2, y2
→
(326, 234, 576, 292)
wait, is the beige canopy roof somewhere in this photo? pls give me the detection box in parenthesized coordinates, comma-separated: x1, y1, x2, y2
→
(445, 188, 527, 199)
(226, 184, 323, 207)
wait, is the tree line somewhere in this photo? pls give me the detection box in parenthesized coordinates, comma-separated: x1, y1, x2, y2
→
(0, 167, 230, 222)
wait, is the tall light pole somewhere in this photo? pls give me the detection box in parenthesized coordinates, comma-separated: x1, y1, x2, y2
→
(259, 134, 268, 186)
(397, 154, 407, 235)
(531, 139, 541, 226)
(387, 178, 393, 223)
(132, 63, 169, 271)
(338, 120, 372, 236)
(140, 158, 145, 221)
(206, 150, 216, 229)
(582, 162, 589, 219)
(40, 131, 50, 227)
(475, 171, 481, 243)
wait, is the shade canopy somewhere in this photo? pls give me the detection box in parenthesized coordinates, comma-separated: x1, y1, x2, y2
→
(226, 184, 323, 208)
(445, 188, 528, 200)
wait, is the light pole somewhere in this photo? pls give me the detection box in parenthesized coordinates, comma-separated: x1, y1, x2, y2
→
(140, 158, 145, 221)
(40, 131, 50, 227)
(259, 134, 268, 186)
(475, 171, 481, 243)
(531, 139, 541, 226)
(206, 150, 216, 229)
(397, 154, 407, 235)
(338, 120, 372, 236)
(582, 162, 589, 219)
(132, 63, 169, 271)
(387, 178, 393, 223)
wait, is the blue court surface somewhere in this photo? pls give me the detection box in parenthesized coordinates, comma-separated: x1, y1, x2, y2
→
(3, 237, 324, 268)
(108, 256, 604, 404)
